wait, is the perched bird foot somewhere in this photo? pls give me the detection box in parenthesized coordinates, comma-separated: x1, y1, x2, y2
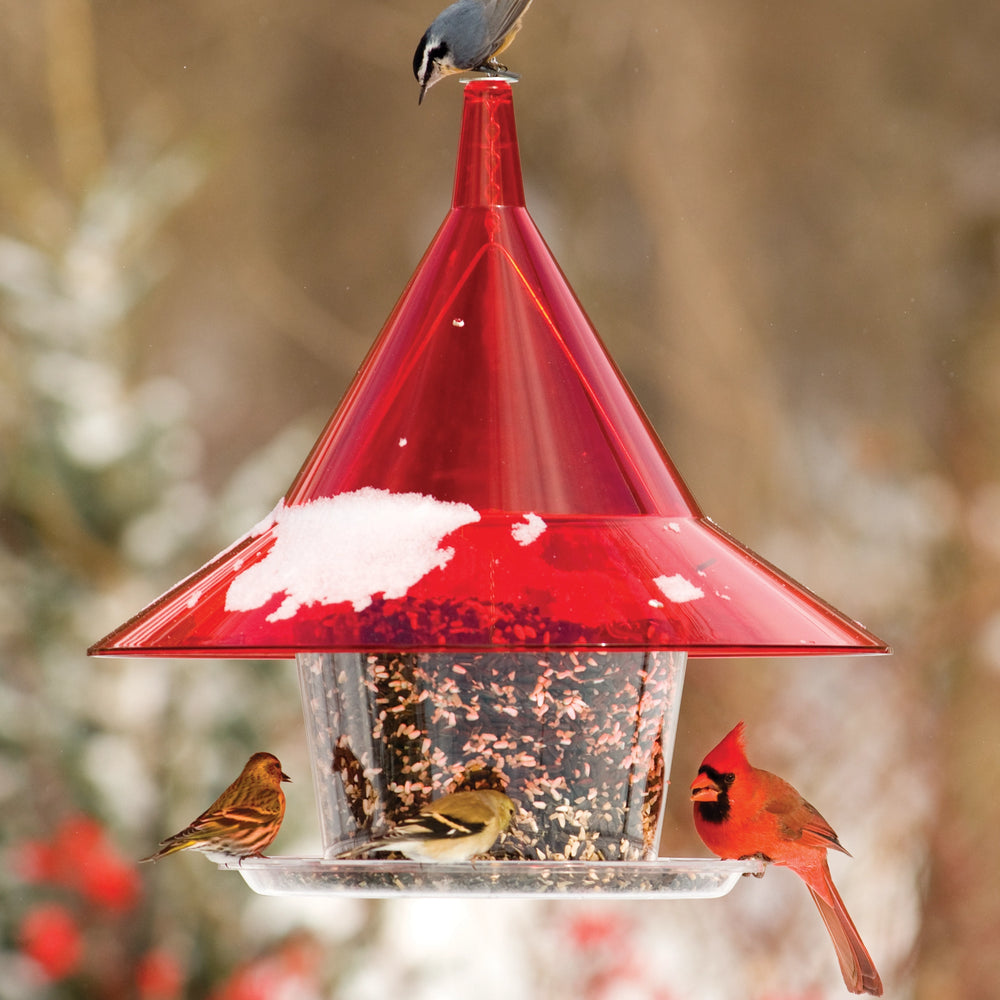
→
(739, 851, 771, 876)
(474, 60, 520, 81)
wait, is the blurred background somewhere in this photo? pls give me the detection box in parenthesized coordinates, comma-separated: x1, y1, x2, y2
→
(1, 0, 998, 997)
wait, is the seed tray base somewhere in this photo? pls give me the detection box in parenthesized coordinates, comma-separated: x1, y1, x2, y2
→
(226, 856, 765, 899)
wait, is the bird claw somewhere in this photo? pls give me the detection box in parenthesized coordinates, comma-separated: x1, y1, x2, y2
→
(494, 844, 527, 860)
(739, 852, 771, 877)
(473, 60, 520, 82)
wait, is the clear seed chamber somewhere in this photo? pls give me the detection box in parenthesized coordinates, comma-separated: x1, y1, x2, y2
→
(299, 649, 685, 862)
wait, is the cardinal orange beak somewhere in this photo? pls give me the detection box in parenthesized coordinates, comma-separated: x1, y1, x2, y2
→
(690, 772, 720, 802)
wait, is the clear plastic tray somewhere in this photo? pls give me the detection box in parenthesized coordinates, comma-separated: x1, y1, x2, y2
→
(225, 857, 765, 899)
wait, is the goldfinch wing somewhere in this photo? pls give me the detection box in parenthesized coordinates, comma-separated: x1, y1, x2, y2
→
(393, 808, 488, 842)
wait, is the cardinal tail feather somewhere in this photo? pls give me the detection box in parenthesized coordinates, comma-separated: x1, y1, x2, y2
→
(807, 875, 884, 996)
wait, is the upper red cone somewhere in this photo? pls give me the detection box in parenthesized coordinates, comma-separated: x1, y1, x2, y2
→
(90, 80, 888, 657)
(287, 80, 694, 515)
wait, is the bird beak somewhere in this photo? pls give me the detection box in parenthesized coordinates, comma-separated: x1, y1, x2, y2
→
(418, 83, 428, 106)
(281, 771, 292, 783)
(690, 773, 719, 802)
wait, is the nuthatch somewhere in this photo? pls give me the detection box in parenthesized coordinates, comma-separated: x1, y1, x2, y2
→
(413, 0, 534, 104)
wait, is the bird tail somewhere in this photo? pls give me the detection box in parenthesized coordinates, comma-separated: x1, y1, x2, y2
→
(335, 838, 392, 860)
(138, 839, 189, 863)
(806, 862, 883, 996)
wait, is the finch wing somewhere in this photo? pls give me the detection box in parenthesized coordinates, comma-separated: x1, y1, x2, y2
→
(210, 803, 278, 826)
(177, 804, 277, 840)
(394, 808, 488, 843)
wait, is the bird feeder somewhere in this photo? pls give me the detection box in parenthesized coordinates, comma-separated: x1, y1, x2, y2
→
(90, 79, 888, 899)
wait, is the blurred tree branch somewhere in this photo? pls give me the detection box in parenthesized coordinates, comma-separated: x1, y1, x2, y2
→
(43, 0, 105, 194)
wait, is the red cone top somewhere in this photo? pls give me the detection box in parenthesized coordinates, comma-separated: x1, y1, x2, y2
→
(90, 80, 888, 658)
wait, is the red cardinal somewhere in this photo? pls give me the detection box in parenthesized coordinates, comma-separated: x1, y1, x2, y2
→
(691, 722, 883, 996)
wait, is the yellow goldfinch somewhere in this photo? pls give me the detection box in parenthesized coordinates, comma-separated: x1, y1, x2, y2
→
(338, 789, 516, 862)
(141, 752, 290, 863)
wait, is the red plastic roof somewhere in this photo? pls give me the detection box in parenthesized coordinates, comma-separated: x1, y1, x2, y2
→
(90, 80, 888, 658)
